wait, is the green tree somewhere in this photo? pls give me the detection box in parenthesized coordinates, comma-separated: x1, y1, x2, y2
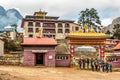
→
(2, 38, 18, 52)
(113, 24, 120, 39)
(106, 30, 111, 34)
(78, 8, 102, 31)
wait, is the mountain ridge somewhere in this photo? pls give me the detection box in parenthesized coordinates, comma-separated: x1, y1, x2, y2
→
(103, 17, 120, 33)
(0, 5, 23, 29)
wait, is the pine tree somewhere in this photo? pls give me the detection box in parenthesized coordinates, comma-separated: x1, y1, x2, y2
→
(78, 8, 102, 31)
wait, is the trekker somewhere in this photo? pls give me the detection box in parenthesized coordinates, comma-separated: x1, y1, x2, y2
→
(71, 57, 75, 67)
(91, 58, 94, 71)
(98, 61, 101, 71)
(94, 59, 99, 71)
(78, 58, 82, 69)
(75, 59, 79, 69)
(86, 58, 90, 69)
(109, 61, 112, 72)
(82, 58, 86, 69)
(105, 62, 109, 73)
(101, 61, 105, 72)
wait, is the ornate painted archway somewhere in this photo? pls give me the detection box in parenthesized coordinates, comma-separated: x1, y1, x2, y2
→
(66, 25, 110, 60)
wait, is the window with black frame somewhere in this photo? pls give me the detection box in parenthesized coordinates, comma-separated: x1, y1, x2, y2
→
(28, 22, 33, 26)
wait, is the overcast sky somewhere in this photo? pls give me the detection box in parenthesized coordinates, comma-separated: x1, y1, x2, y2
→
(1, 0, 120, 26)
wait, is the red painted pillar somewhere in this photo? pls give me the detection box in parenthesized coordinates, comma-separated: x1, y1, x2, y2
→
(100, 45, 105, 60)
(70, 45, 74, 59)
(69, 45, 75, 67)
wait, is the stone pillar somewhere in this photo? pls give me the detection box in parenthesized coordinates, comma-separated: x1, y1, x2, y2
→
(40, 23, 43, 37)
(100, 45, 105, 60)
(55, 23, 58, 39)
(33, 22, 36, 37)
(62, 23, 65, 34)
(24, 22, 28, 37)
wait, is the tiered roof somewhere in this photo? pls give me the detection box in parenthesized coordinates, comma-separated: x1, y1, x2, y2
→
(21, 10, 74, 28)
(113, 42, 120, 50)
(66, 25, 110, 45)
(105, 41, 116, 45)
(67, 25, 109, 39)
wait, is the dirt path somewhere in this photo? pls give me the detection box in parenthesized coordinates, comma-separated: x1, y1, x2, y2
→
(0, 65, 119, 80)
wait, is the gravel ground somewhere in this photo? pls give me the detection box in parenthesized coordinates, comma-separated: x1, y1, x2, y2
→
(0, 65, 119, 80)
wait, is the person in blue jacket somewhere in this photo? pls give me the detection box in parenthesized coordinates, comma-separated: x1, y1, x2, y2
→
(105, 62, 109, 73)
(101, 61, 105, 72)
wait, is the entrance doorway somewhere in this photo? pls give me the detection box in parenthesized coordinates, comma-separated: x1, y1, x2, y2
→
(36, 54, 44, 65)
(75, 46, 97, 58)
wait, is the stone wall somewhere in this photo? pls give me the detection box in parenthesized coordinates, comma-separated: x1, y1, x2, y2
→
(56, 59, 70, 67)
(23, 46, 56, 67)
(23, 50, 35, 66)
(0, 40, 4, 56)
(112, 59, 120, 67)
(56, 54, 70, 67)
(45, 50, 55, 67)
(0, 54, 22, 65)
(23, 50, 56, 67)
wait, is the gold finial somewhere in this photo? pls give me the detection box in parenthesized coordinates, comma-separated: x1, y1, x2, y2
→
(84, 24, 88, 31)
(90, 29, 95, 33)
(99, 30, 103, 33)
(78, 28, 82, 33)
(36, 27, 42, 38)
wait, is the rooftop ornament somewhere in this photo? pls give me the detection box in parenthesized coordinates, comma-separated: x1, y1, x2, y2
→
(84, 24, 88, 32)
(90, 29, 96, 33)
(69, 24, 110, 38)
(36, 27, 42, 38)
(78, 28, 83, 33)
